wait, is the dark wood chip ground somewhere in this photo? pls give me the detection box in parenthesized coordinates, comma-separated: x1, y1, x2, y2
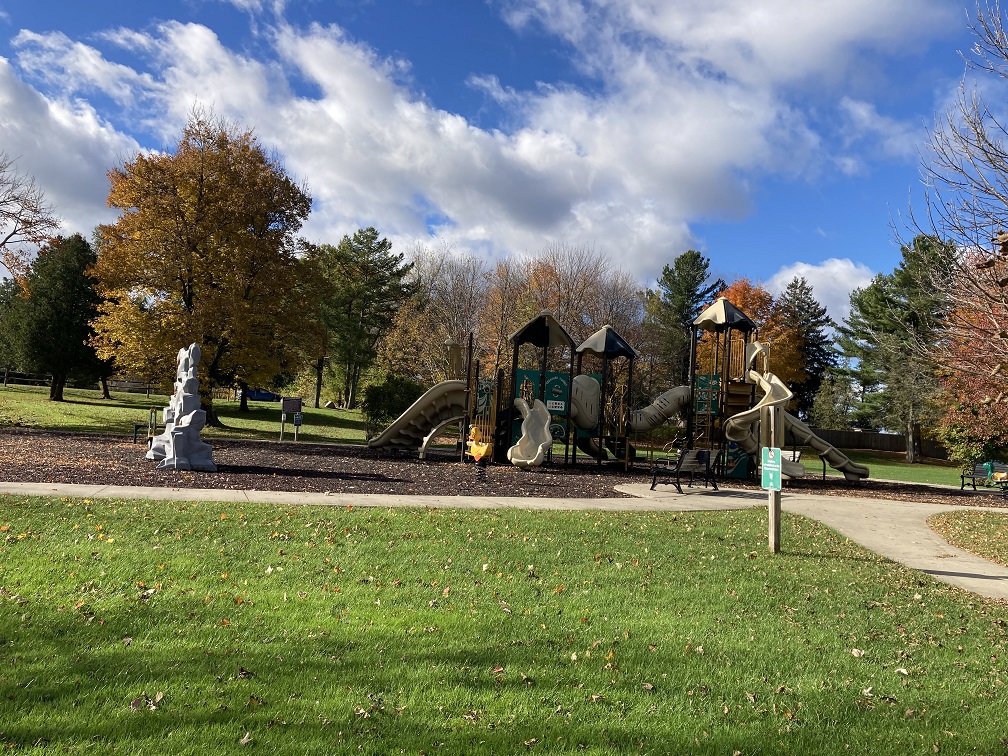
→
(0, 428, 1003, 507)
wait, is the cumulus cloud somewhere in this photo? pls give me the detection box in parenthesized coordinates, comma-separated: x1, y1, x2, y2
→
(767, 258, 876, 326)
(0, 59, 140, 236)
(2, 0, 955, 286)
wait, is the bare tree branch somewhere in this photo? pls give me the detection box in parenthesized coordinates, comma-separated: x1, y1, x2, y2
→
(0, 151, 59, 278)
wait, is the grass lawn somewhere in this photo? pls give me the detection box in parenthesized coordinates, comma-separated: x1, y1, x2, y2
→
(2, 496, 1007, 754)
(0, 384, 367, 444)
(929, 510, 1008, 568)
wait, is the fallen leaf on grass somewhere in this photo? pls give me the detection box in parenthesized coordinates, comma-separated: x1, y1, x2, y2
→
(129, 692, 164, 711)
(239, 732, 252, 746)
(852, 648, 865, 658)
(641, 683, 655, 693)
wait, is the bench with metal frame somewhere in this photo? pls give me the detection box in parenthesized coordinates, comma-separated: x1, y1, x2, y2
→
(962, 461, 1008, 497)
(651, 448, 720, 494)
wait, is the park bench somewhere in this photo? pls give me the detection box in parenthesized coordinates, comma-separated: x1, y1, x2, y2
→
(962, 461, 1008, 496)
(133, 408, 160, 447)
(651, 448, 719, 494)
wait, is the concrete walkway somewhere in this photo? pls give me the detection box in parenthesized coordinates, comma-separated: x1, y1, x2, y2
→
(3, 480, 1008, 601)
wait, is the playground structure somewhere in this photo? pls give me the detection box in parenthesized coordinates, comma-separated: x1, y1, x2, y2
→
(723, 341, 869, 481)
(367, 301, 870, 484)
(687, 298, 868, 482)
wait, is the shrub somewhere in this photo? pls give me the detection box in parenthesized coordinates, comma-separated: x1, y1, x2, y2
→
(935, 420, 1006, 468)
(360, 375, 427, 439)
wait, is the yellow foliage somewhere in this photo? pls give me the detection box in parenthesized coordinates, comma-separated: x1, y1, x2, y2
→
(91, 111, 324, 397)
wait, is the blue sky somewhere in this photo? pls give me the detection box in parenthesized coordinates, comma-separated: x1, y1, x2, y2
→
(0, 0, 978, 323)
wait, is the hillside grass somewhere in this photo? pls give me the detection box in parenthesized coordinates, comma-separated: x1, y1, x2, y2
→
(0, 384, 367, 444)
(2, 496, 1007, 754)
(816, 449, 962, 487)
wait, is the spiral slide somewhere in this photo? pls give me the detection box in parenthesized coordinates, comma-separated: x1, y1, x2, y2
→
(781, 413, 870, 481)
(367, 379, 468, 457)
(724, 347, 868, 481)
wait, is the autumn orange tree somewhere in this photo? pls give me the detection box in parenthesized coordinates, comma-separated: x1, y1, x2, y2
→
(929, 264, 1008, 464)
(91, 110, 323, 421)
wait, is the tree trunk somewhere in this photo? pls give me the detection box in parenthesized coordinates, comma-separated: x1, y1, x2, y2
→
(314, 357, 324, 408)
(202, 392, 223, 427)
(905, 418, 920, 463)
(100, 375, 111, 400)
(347, 363, 360, 409)
(49, 374, 66, 401)
(238, 381, 250, 412)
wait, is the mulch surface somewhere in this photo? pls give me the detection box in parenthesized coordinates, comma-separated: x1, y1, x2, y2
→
(0, 428, 1004, 508)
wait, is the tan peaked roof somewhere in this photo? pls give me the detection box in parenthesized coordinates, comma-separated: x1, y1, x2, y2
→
(693, 297, 757, 333)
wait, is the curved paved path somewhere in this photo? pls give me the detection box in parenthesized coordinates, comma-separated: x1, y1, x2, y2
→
(3, 480, 1007, 601)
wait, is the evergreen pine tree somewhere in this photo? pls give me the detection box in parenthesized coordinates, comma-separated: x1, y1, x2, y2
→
(777, 276, 836, 420)
(643, 250, 724, 386)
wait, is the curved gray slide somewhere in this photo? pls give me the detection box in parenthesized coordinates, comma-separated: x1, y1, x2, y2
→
(724, 364, 868, 482)
(367, 379, 468, 456)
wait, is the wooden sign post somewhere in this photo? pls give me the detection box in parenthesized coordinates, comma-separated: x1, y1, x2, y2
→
(760, 404, 783, 553)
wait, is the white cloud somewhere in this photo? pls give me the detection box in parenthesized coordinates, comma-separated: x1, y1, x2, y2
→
(13, 30, 155, 106)
(768, 258, 875, 326)
(837, 96, 923, 161)
(2, 1, 956, 286)
(0, 58, 140, 236)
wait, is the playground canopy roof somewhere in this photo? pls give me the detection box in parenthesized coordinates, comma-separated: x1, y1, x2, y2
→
(693, 297, 757, 333)
(508, 311, 575, 350)
(576, 325, 638, 360)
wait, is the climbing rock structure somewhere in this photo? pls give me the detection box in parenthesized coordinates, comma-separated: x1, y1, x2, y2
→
(147, 343, 217, 472)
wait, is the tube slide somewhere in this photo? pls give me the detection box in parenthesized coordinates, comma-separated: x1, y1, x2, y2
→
(628, 386, 691, 432)
(783, 413, 870, 481)
(569, 378, 690, 461)
(367, 379, 467, 457)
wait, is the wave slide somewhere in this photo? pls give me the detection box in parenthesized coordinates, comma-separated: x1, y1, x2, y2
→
(507, 398, 553, 468)
(367, 379, 467, 459)
(724, 344, 868, 482)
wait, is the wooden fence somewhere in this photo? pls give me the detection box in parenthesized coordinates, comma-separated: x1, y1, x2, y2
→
(795, 427, 947, 460)
(2, 370, 51, 387)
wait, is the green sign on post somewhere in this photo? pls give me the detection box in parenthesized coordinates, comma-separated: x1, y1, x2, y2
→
(761, 447, 782, 491)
